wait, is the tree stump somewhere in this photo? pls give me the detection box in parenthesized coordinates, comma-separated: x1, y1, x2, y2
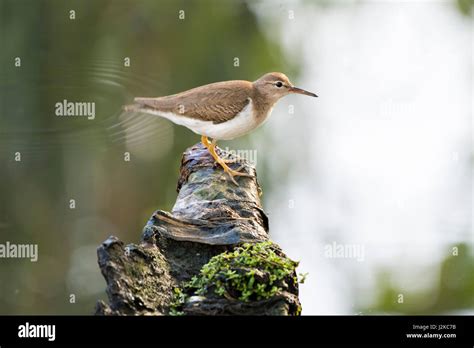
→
(95, 143, 301, 316)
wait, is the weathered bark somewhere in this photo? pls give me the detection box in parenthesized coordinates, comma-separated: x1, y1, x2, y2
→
(95, 143, 301, 316)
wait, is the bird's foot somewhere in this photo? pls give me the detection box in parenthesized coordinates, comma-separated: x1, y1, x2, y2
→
(222, 166, 253, 186)
(201, 135, 252, 185)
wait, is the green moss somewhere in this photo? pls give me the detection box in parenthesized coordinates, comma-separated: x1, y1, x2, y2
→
(169, 288, 186, 316)
(169, 241, 302, 315)
(298, 272, 309, 284)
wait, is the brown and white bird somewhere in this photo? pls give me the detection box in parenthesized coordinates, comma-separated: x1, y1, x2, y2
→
(125, 72, 317, 184)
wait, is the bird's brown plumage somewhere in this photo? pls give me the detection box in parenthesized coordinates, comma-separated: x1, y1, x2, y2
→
(134, 80, 253, 124)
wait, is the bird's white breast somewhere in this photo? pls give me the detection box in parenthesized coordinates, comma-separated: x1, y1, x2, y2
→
(145, 98, 272, 140)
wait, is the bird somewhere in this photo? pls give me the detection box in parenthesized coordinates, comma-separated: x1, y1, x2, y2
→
(124, 72, 317, 184)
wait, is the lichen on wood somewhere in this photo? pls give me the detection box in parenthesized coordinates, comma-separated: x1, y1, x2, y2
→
(148, 143, 268, 245)
(95, 143, 301, 316)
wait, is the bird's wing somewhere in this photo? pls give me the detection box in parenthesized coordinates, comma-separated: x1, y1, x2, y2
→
(134, 81, 253, 124)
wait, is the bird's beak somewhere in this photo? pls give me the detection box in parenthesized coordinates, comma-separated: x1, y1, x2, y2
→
(289, 86, 318, 97)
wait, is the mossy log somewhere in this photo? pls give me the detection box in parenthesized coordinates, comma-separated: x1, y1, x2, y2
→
(95, 143, 301, 316)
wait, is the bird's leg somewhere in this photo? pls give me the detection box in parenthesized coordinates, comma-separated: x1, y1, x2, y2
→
(201, 135, 212, 149)
(201, 136, 238, 185)
(201, 135, 252, 184)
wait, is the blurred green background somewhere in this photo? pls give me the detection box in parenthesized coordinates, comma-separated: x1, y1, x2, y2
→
(0, 0, 294, 314)
(0, 0, 473, 314)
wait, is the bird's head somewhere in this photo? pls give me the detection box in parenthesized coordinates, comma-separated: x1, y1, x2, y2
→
(253, 72, 317, 104)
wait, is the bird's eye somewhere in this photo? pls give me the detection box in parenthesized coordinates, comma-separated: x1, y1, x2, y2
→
(275, 81, 283, 88)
